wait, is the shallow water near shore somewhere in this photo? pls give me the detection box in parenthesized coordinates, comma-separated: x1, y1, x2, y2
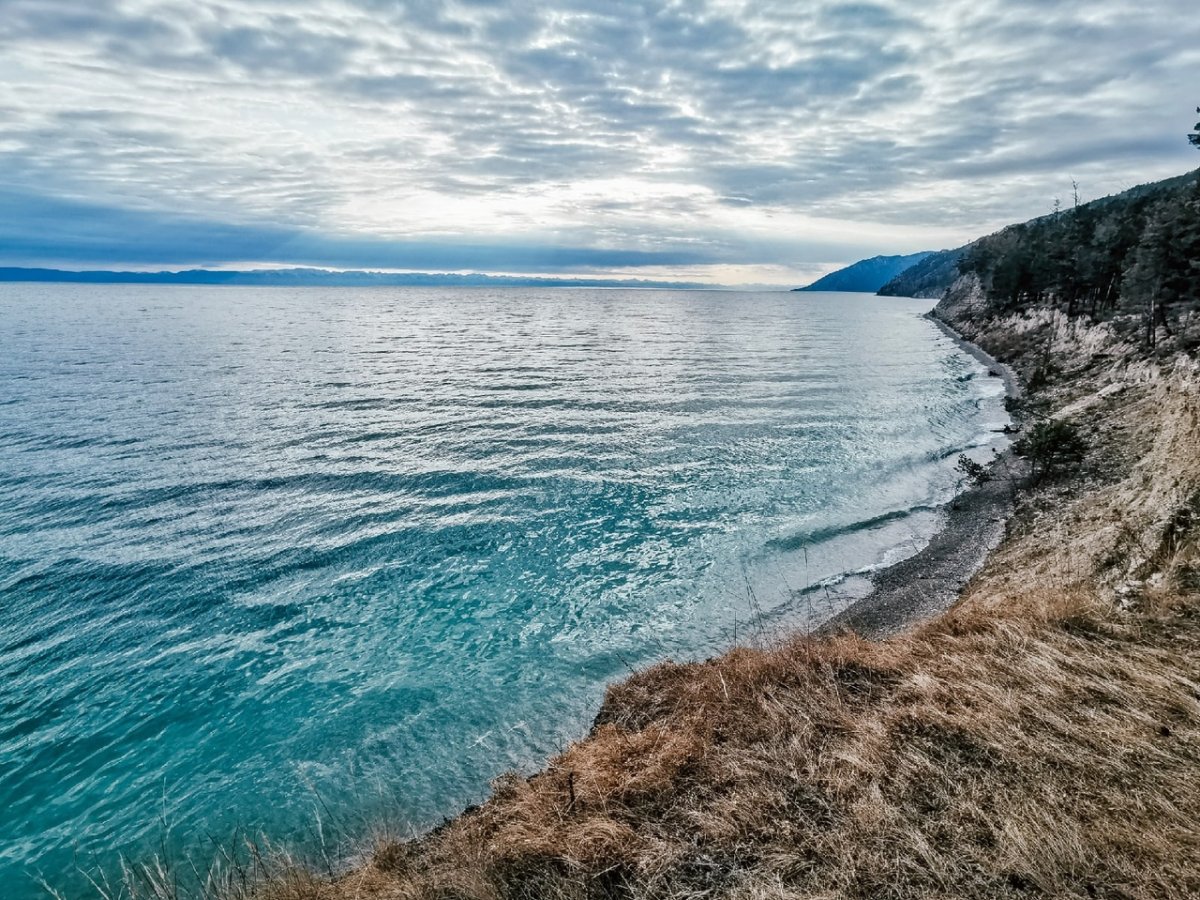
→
(0, 285, 1006, 897)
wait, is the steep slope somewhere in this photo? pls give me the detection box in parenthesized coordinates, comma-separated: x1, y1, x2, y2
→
(879, 168, 1200, 316)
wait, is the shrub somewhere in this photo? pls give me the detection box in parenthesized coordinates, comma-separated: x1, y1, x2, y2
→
(1026, 364, 1060, 393)
(1014, 419, 1087, 480)
(956, 454, 993, 485)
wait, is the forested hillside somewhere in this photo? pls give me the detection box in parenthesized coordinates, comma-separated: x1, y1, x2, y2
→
(881, 168, 1200, 350)
(794, 252, 932, 292)
(876, 248, 964, 298)
(963, 171, 1200, 346)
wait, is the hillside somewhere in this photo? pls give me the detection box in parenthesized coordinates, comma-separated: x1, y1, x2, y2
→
(879, 169, 1200, 322)
(952, 171, 1200, 349)
(876, 247, 965, 298)
(794, 252, 932, 292)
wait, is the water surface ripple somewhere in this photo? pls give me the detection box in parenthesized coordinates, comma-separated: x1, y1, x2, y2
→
(0, 286, 1006, 896)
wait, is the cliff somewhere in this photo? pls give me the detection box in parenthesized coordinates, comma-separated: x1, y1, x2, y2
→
(880, 168, 1200, 326)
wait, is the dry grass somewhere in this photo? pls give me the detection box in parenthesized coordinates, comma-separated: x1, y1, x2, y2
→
(327, 581, 1200, 900)
(48, 835, 325, 900)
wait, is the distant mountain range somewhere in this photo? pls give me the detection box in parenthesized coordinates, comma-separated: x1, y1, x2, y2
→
(0, 267, 709, 290)
(793, 252, 934, 293)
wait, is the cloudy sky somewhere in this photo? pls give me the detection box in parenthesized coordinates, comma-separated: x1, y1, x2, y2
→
(1, 0, 1198, 286)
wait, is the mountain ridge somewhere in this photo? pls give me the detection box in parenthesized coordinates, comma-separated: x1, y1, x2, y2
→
(0, 266, 709, 290)
(793, 252, 933, 292)
(878, 168, 1200, 300)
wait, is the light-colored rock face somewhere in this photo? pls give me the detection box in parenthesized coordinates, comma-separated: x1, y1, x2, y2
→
(932, 268, 1200, 603)
(933, 271, 1196, 404)
(950, 319, 1200, 604)
(934, 273, 990, 325)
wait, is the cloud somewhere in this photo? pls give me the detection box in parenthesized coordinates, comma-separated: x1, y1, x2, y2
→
(204, 21, 364, 77)
(0, 0, 1197, 283)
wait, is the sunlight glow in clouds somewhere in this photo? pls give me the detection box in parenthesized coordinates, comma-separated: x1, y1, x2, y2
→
(0, 0, 1198, 284)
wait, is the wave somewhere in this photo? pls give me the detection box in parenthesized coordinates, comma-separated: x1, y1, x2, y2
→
(768, 504, 941, 553)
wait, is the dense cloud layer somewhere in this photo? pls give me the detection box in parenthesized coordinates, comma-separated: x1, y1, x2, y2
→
(1, 0, 1197, 283)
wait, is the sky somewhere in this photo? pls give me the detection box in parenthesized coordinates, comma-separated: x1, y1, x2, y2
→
(1, 0, 1198, 286)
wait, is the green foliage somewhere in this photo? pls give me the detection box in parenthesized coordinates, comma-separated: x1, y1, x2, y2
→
(955, 454, 992, 485)
(1013, 420, 1088, 480)
(1190, 107, 1200, 149)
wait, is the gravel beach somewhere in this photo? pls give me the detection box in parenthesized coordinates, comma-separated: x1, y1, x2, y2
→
(820, 313, 1028, 639)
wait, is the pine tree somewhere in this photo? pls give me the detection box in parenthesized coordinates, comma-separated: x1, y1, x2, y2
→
(1191, 107, 1200, 149)
(1170, 179, 1200, 346)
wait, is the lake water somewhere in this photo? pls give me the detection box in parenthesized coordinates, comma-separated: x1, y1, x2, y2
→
(0, 286, 1007, 897)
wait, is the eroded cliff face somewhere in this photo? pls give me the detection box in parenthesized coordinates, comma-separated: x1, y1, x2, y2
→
(968, 354, 1197, 598)
(934, 271, 1200, 603)
(936, 272, 1191, 397)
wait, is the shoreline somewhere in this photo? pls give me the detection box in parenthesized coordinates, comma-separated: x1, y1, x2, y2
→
(72, 293, 1200, 900)
(818, 311, 1027, 639)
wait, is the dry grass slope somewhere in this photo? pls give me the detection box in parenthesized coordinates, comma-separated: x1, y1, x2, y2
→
(329, 586, 1200, 900)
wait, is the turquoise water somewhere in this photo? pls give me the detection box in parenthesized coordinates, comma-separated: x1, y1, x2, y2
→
(0, 286, 1006, 897)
